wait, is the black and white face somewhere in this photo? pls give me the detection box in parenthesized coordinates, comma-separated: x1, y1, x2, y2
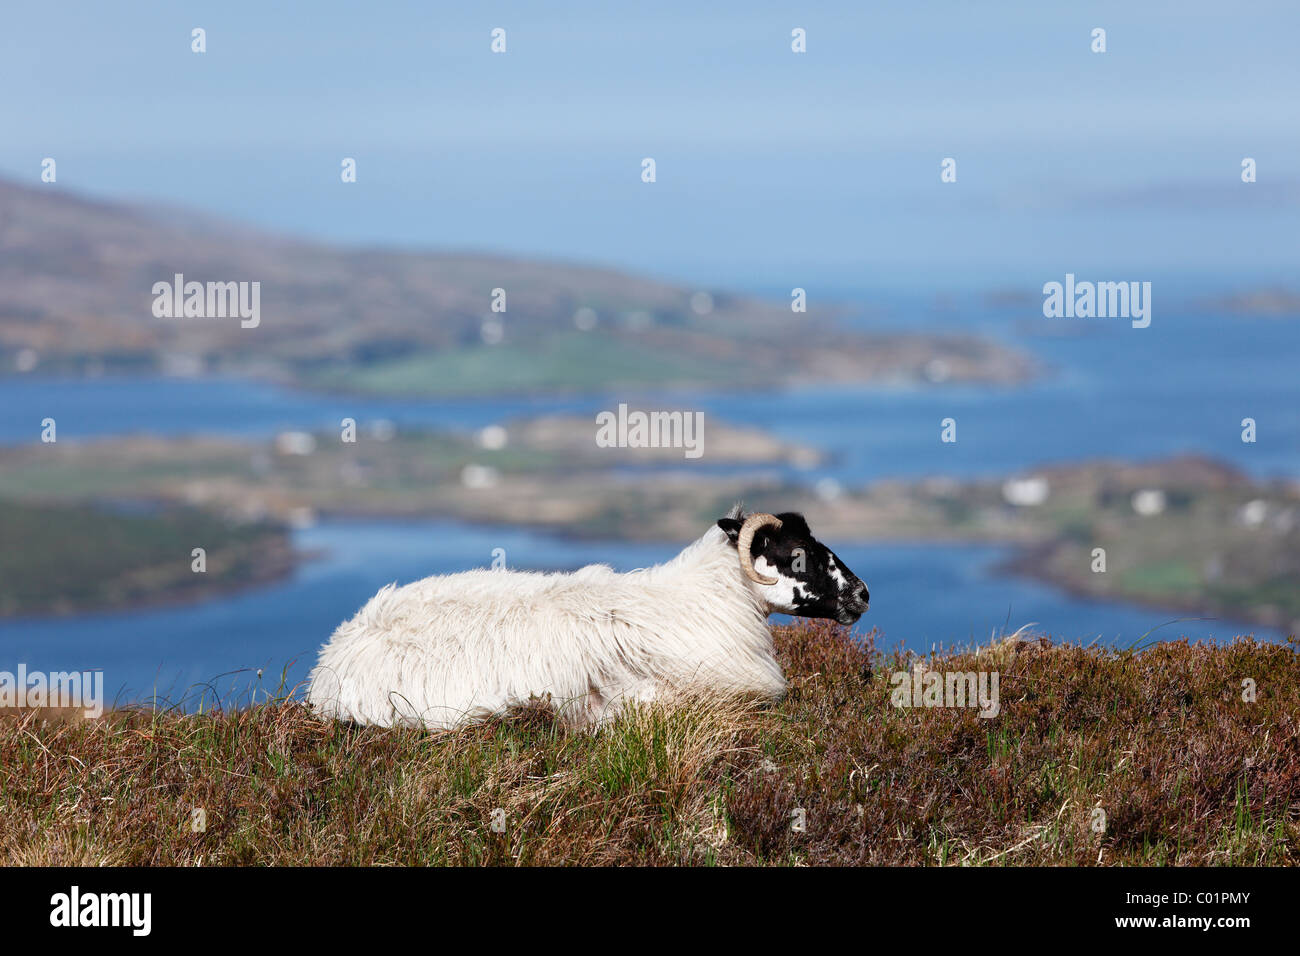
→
(718, 510, 870, 625)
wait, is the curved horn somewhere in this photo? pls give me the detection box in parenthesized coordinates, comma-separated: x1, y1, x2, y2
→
(737, 512, 782, 585)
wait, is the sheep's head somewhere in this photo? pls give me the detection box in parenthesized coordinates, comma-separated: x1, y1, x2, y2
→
(717, 506, 870, 625)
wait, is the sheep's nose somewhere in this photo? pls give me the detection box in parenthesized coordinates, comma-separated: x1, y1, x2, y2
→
(854, 585, 870, 608)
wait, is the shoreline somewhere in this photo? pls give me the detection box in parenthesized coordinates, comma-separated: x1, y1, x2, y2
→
(0, 345, 1040, 402)
(0, 530, 299, 621)
(997, 543, 1292, 640)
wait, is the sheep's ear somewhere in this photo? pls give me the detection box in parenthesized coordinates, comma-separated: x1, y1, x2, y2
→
(717, 517, 742, 545)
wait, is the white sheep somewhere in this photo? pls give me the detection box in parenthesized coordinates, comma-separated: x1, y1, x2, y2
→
(306, 506, 869, 729)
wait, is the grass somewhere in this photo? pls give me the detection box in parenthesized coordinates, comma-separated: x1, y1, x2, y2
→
(0, 500, 292, 616)
(305, 333, 751, 396)
(2, 622, 1296, 865)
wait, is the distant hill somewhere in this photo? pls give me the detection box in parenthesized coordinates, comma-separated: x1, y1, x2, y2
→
(0, 179, 1034, 394)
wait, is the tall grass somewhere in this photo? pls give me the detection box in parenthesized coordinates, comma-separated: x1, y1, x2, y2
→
(1, 622, 1295, 865)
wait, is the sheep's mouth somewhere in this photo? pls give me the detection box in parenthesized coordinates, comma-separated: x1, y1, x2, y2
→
(836, 605, 867, 625)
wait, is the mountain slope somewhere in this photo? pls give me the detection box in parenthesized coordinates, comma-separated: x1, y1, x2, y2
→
(0, 179, 1034, 394)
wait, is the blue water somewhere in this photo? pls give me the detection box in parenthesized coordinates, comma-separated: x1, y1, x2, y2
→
(0, 289, 1294, 702)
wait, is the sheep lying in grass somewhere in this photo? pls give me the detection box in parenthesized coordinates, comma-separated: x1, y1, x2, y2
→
(307, 506, 870, 729)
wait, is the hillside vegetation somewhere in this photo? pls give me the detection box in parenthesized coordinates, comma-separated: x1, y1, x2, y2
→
(0, 179, 1033, 394)
(2, 623, 1295, 865)
(0, 500, 290, 616)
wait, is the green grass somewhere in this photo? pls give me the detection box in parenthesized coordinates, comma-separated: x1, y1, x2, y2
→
(0, 454, 256, 500)
(306, 333, 751, 396)
(1120, 559, 1203, 595)
(0, 499, 290, 615)
(2, 622, 1295, 865)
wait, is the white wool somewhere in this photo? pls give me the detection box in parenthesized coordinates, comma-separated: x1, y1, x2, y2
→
(306, 525, 786, 729)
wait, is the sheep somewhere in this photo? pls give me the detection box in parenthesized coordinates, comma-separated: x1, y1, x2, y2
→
(306, 506, 870, 729)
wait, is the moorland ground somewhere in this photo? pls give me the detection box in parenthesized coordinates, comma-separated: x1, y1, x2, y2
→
(2, 623, 1295, 866)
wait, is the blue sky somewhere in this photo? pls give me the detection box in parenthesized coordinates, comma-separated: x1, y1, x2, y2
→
(3, 0, 1297, 289)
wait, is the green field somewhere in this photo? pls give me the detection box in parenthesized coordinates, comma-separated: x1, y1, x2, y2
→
(0, 500, 290, 616)
(306, 333, 753, 396)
